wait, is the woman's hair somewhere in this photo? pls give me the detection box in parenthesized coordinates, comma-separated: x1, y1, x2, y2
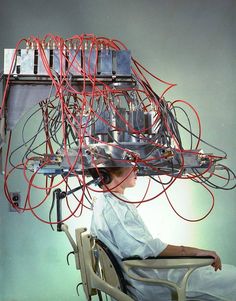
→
(103, 167, 125, 177)
(88, 167, 126, 187)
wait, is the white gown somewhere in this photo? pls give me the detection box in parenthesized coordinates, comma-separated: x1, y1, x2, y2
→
(90, 192, 236, 301)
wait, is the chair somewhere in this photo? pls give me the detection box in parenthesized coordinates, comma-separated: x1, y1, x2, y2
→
(61, 225, 214, 301)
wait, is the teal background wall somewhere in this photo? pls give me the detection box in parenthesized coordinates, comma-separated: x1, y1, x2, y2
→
(0, 0, 235, 300)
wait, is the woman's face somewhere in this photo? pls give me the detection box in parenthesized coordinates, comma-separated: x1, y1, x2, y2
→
(112, 166, 138, 191)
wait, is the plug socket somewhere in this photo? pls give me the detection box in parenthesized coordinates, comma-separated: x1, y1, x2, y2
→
(9, 192, 21, 212)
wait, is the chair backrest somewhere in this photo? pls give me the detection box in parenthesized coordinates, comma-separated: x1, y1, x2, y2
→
(74, 228, 134, 301)
(95, 239, 128, 294)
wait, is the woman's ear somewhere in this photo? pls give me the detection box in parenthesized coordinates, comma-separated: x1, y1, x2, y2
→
(99, 169, 112, 185)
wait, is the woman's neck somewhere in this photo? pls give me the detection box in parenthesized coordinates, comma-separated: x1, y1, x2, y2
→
(103, 186, 124, 195)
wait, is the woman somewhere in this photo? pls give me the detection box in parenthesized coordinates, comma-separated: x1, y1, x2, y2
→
(90, 166, 236, 300)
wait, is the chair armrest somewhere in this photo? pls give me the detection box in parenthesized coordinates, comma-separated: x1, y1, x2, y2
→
(123, 256, 214, 270)
(122, 256, 214, 301)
